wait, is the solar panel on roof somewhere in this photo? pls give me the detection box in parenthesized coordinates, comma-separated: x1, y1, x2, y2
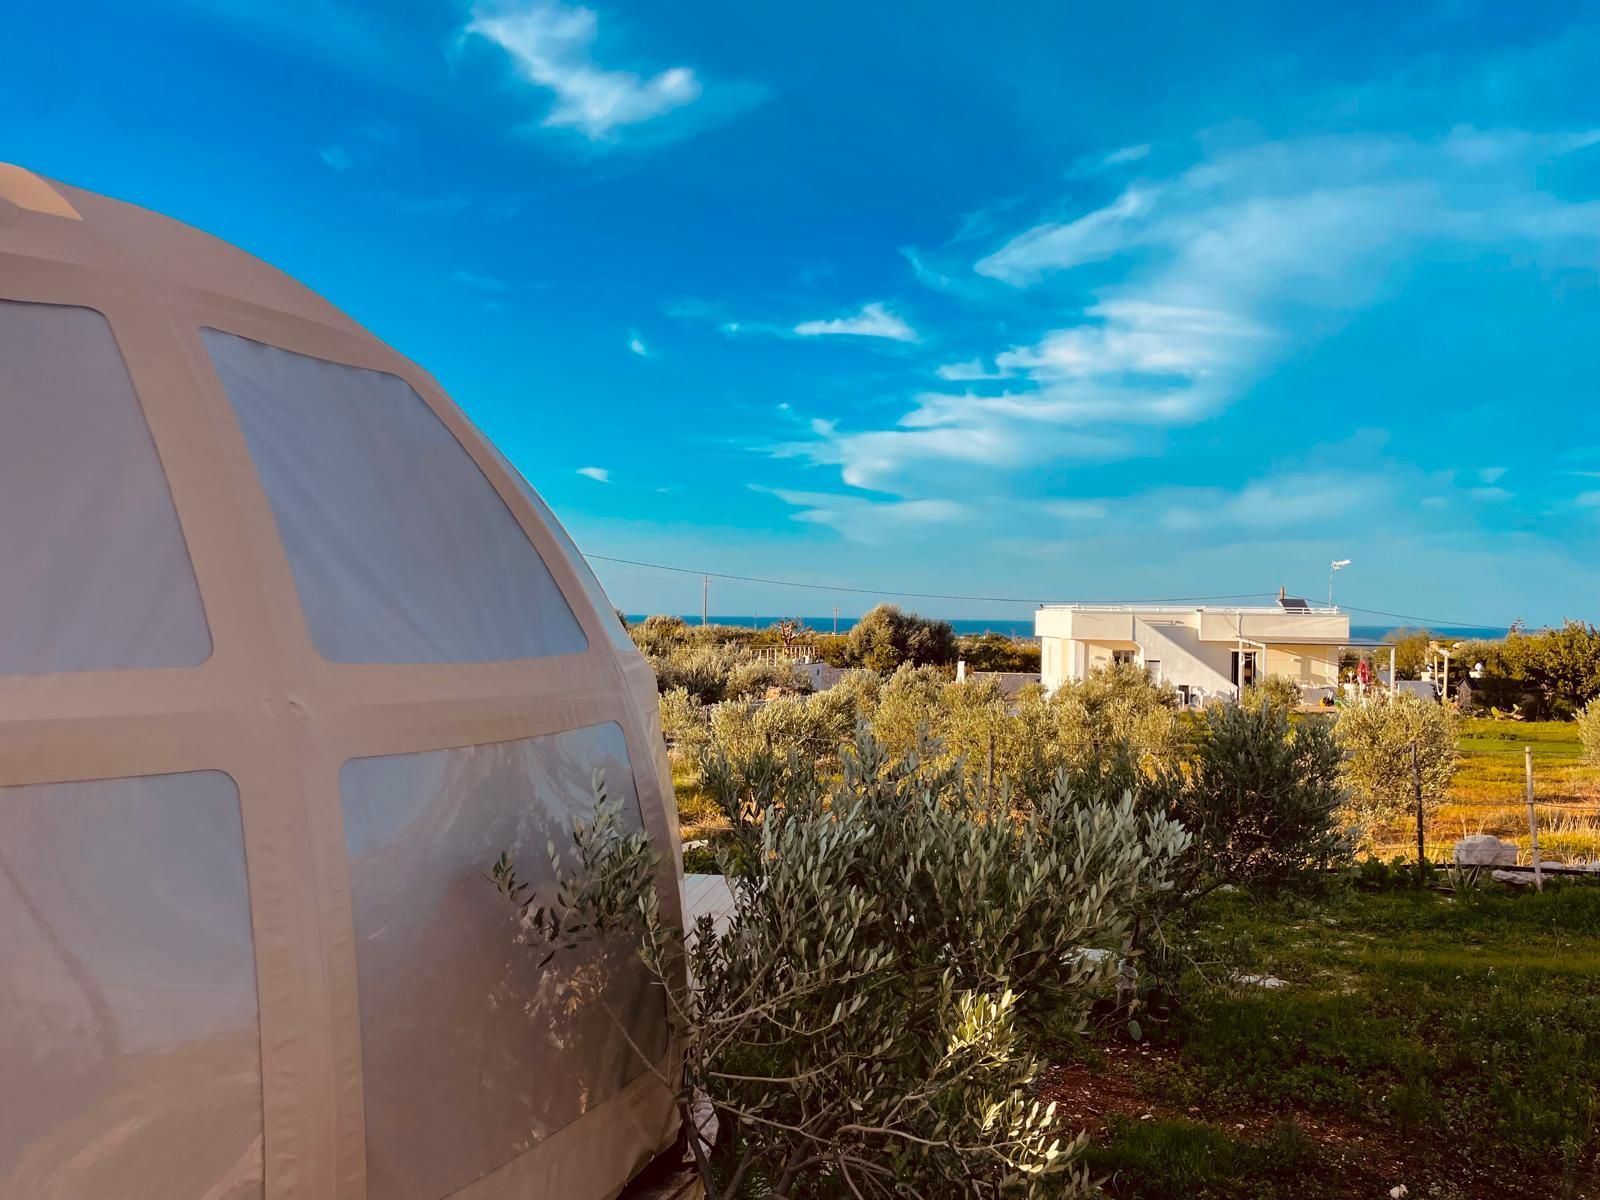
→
(1278, 595, 1312, 612)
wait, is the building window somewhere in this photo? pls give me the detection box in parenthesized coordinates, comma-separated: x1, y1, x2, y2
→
(1112, 649, 1136, 667)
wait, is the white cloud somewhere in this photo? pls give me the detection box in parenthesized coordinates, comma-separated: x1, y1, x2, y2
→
(465, 1, 701, 139)
(576, 466, 610, 482)
(1159, 472, 1389, 533)
(1103, 143, 1151, 166)
(754, 485, 968, 544)
(1043, 499, 1109, 520)
(319, 144, 354, 170)
(1576, 491, 1600, 508)
(452, 269, 509, 292)
(1470, 486, 1511, 501)
(628, 332, 649, 357)
(1478, 466, 1508, 484)
(935, 358, 1009, 381)
(794, 302, 918, 343)
(787, 128, 1600, 499)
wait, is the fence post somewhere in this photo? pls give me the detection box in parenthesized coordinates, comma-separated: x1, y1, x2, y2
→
(1525, 746, 1543, 892)
(1412, 740, 1424, 881)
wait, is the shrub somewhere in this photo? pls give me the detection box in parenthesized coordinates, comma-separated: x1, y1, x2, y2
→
(869, 663, 948, 757)
(844, 603, 958, 671)
(658, 686, 709, 752)
(723, 658, 804, 701)
(1333, 694, 1460, 829)
(1579, 699, 1600, 768)
(1171, 700, 1350, 893)
(959, 632, 1042, 674)
(630, 613, 693, 657)
(1241, 675, 1305, 715)
(500, 733, 1190, 1198)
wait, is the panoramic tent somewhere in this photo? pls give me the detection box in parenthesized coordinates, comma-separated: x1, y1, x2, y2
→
(0, 164, 684, 1200)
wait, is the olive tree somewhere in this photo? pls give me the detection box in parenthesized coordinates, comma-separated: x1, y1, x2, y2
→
(1333, 693, 1460, 828)
(1579, 698, 1600, 768)
(1170, 700, 1350, 893)
(497, 733, 1190, 1199)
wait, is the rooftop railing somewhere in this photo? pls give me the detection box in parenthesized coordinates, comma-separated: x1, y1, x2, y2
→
(1038, 603, 1344, 615)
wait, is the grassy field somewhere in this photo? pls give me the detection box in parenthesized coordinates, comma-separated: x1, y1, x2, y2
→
(1061, 882, 1600, 1199)
(1373, 718, 1600, 863)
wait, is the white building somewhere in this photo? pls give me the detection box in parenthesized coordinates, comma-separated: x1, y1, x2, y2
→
(1035, 597, 1378, 707)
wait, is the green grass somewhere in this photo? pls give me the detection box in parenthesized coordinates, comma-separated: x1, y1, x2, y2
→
(1087, 1118, 1332, 1200)
(1374, 717, 1600, 862)
(1090, 884, 1600, 1197)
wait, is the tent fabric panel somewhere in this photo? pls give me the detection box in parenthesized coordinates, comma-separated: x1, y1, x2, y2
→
(488, 445, 638, 656)
(202, 330, 587, 666)
(339, 722, 667, 1200)
(0, 770, 263, 1200)
(0, 299, 212, 674)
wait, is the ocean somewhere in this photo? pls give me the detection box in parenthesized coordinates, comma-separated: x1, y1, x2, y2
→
(627, 616, 1511, 642)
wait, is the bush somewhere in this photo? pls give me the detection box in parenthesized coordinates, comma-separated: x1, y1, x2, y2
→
(844, 603, 958, 671)
(1240, 675, 1305, 715)
(630, 613, 693, 657)
(658, 686, 709, 752)
(1333, 694, 1460, 829)
(501, 733, 1190, 1198)
(959, 632, 1042, 674)
(1171, 701, 1350, 892)
(1579, 699, 1600, 768)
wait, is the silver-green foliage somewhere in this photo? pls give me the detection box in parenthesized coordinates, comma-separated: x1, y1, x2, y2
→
(501, 732, 1190, 1199)
(1578, 698, 1600, 768)
(1333, 693, 1461, 827)
(1171, 700, 1351, 891)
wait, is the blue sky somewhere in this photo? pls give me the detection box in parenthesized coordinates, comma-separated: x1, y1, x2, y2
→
(10, 0, 1600, 626)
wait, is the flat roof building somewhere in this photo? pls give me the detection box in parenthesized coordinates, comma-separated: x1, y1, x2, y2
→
(1035, 597, 1383, 706)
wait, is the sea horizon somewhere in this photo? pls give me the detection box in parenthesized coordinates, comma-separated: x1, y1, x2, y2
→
(627, 615, 1512, 643)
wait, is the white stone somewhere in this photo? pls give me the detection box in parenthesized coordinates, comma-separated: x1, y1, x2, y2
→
(1235, 973, 1287, 989)
(1454, 835, 1518, 867)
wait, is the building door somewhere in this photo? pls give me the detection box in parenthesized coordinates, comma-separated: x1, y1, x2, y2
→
(1230, 650, 1258, 689)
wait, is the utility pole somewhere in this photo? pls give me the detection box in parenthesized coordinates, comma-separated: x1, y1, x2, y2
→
(701, 574, 709, 626)
(832, 606, 840, 635)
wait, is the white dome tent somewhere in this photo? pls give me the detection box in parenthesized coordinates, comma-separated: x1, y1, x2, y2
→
(0, 164, 684, 1200)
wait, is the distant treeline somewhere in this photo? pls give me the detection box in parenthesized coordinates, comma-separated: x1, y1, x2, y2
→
(1376, 620, 1600, 719)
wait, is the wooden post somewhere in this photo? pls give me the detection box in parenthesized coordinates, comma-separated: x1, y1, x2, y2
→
(1412, 740, 1425, 880)
(1525, 746, 1543, 892)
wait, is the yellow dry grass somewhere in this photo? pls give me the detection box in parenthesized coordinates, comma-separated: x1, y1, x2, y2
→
(1372, 717, 1600, 863)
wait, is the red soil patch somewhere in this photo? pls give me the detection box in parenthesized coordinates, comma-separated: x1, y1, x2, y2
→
(1039, 1042, 1538, 1199)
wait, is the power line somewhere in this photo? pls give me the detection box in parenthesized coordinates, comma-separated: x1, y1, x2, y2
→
(583, 552, 1276, 607)
(1336, 603, 1505, 632)
(585, 552, 1512, 630)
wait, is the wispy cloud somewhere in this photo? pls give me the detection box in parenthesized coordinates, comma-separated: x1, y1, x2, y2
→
(465, 0, 701, 140)
(452, 269, 509, 292)
(754, 485, 969, 544)
(1043, 499, 1110, 521)
(319, 144, 354, 170)
(1103, 143, 1151, 166)
(628, 331, 649, 357)
(576, 466, 611, 482)
(793, 302, 918, 343)
(1159, 472, 1388, 533)
(1478, 466, 1508, 484)
(1576, 491, 1600, 508)
(788, 127, 1600, 500)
